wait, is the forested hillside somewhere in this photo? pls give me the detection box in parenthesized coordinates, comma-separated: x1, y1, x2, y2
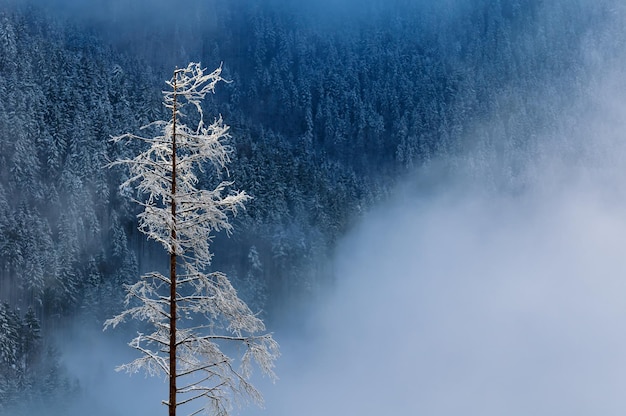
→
(0, 0, 622, 412)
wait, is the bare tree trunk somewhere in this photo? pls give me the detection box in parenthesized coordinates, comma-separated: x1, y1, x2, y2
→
(169, 69, 178, 416)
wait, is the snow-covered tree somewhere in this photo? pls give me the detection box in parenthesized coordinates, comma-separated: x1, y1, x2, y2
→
(104, 62, 278, 416)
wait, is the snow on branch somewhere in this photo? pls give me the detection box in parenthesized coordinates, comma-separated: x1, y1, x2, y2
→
(104, 62, 278, 416)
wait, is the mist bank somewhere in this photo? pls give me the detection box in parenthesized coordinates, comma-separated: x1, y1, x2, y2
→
(245, 4, 626, 413)
(252, 101, 626, 416)
(275, 179, 626, 415)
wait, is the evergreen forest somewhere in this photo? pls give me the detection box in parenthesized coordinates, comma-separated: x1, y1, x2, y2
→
(1, 0, 625, 413)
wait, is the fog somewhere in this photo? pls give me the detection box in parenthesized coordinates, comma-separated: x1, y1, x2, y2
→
(55, 327, 163, 416)
(61, 132, 626, 415)
(259, 176, 626, 415)
(55, 92, 626, 414)
(12, 0, 626, 414)
(245, 31, 626, 416)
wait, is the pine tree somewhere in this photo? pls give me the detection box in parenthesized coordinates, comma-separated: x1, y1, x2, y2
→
(0, 302, 20, 410)
(21, 307, 41, 372)
(105, 63, 278, 416)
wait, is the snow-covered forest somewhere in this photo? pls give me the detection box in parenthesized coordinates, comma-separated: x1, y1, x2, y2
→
(2, 0, 626, 414)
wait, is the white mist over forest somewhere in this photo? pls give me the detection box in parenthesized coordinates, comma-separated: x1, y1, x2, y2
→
(60, 24, 626, 416)
(251, 75, 626, 416)
(250, 12, 626, 414)
(3, 0, 626, 414)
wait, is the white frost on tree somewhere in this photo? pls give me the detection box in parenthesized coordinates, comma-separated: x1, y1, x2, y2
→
(104, 62, 278, 416)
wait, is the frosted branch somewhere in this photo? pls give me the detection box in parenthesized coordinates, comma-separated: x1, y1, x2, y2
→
(106, 61, 279, 416)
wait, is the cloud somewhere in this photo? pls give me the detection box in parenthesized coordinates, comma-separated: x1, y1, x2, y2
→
(254, 153, 626, 415)
(254, 175, 620, 414)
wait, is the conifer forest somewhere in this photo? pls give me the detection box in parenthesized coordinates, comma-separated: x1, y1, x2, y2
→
(3, 0, 626, 414)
